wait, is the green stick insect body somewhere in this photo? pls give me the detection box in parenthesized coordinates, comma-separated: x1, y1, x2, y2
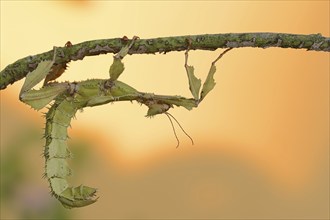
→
(18, 37, 232, 208)
(43, 79, 197, 208)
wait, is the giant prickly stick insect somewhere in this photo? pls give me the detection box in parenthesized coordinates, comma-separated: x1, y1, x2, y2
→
(18, 37, 232, 208)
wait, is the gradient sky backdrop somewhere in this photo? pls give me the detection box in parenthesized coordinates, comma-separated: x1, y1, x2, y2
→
(1, 1, 329, 219)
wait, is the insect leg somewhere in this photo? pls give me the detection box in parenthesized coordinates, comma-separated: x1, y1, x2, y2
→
(109, 36, 139, 81)
(184, 38, 202, 100)
(199, 48, 233, 102)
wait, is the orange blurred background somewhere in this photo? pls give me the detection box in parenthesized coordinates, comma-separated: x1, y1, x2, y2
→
(0, 1, 329, 219)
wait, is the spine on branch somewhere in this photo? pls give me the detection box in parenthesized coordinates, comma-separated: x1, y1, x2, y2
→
(1, 32, 329, 90)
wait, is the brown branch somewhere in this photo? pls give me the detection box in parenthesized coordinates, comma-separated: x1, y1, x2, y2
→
(1, 32, 329, 90)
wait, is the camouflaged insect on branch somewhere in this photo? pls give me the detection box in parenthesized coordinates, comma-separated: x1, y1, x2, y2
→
(3, 32, 329, 209)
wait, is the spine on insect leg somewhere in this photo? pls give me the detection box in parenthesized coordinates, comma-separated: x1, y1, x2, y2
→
(44, 96, 97, 208)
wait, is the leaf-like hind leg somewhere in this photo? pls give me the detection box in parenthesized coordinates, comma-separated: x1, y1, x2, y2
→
(109, 36, 139, 81)
(20, 47, 57, 96)
(20, 82, 69, 110)
(19, 47, 71, 111)
(199, 48, 233, 102)
(184, 41, 202, 101)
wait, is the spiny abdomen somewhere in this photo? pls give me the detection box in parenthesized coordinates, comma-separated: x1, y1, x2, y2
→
(44, 96, 97, 208)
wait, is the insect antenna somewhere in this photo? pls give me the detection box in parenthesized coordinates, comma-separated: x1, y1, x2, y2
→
(164, 112, 180, 148)
(164, 112, 194, 148)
